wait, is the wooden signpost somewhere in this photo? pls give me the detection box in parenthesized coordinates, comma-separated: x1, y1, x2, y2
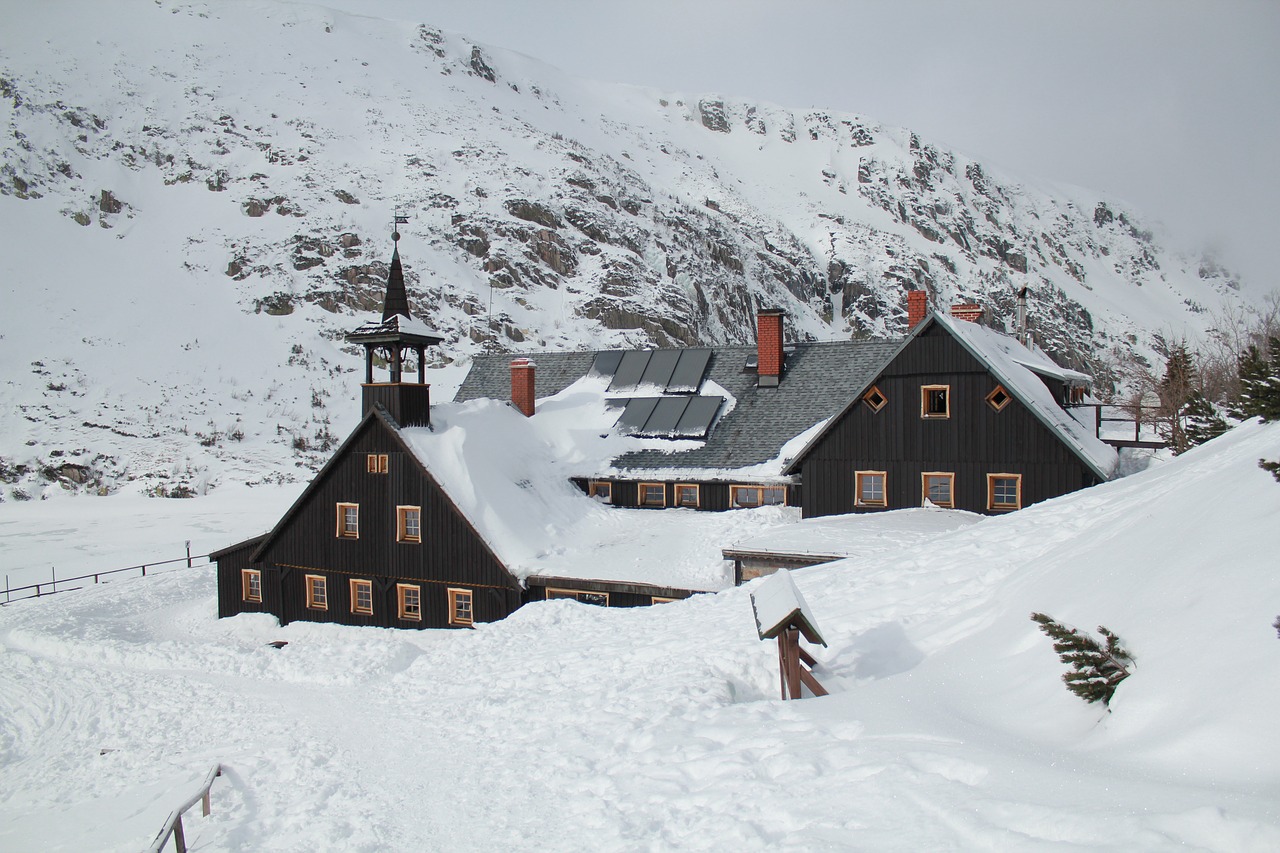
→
(749, 571, 828, 700)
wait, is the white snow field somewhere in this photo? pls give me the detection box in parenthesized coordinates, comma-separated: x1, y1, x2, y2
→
(2, 421, 1279, 851)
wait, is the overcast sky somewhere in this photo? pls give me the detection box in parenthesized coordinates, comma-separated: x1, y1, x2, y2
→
(319, 0, 1278, 291)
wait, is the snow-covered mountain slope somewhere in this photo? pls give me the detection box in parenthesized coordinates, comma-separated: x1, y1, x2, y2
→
(1, 420, 1276, 851)
(0, 0, 1255, 498)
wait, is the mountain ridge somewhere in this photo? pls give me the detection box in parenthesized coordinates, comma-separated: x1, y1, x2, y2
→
(0, 0, 1252, 499)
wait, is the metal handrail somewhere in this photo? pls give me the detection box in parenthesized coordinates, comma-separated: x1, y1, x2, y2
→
(2, 553, 212, 605)
(145, 763, 223, 853)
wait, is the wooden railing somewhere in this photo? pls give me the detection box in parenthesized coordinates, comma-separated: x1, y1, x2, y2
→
(146, 764, 224, 853)
(2, 550, 212, 605)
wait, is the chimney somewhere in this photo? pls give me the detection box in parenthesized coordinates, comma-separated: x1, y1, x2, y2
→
(950, 303, 984, 323)
(907, 290, 928, 329)
(756, 309, 785, 387)
(510, 358, 536, 417)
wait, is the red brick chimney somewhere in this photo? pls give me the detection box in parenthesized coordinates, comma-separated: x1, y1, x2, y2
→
(950, 303, 984, 323)
(510, 358, 536, 417)
(907, 290, 929, 329)
(756, 309, 785, 387)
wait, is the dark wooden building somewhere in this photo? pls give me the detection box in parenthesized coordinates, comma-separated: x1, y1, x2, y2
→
(783, 310, 1115, 517)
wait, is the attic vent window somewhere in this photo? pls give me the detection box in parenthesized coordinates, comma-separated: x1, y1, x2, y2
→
(863, 386, 887, 412)
(921, 385, 950, 419)
(367, 454, 388, 474)
(987, 385, 1011, 412)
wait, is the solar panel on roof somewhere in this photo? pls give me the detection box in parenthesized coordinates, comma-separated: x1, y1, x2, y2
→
(639, 396, 691, 435)
(639, 349, 681, 389)
(674, 395, 723, 439)
(615, 397, 660, 432)
(667, 349, 712, 393)
(608, 351, 652, 391)
(589, 351, 625, 378)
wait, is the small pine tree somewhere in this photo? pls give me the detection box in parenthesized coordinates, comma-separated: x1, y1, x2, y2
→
(1157, 343, 1198, 454)
(1183, 391, 1228, 448)
(1232, 337, 1280, 422)
(1030, 612, 1133, 705)
(1273, 615, 1280, 639)
(1260, 458, 1280, 483)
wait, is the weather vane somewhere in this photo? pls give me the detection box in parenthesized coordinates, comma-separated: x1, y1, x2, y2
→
(391, 207, 409, 243)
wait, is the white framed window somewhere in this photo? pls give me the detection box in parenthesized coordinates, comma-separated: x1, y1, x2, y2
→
(241, 569, 262, 602)
(448, 587, 474, 626)
(922, 472, 955, 508)
(305, 574, 328, 610)
(855, 470, 887, 507)
(921, 385, 950, 419)
(350, 579, 374, 615)
(336, 502, 359, 538)
(988, 473, 1022, 511)
(397, 584, 422, 621)
(397, 505, 422, 543)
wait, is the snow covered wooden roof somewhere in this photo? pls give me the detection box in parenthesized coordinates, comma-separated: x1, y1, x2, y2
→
(455, 340, 900, 479)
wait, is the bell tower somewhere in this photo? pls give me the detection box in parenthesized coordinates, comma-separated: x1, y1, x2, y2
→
(344, 224, 443, 427)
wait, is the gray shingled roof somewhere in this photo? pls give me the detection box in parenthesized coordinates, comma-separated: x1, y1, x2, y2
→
(454, 341, 901, 474)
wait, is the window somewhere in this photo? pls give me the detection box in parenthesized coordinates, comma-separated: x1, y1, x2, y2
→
(651, 596, 678, 604)
(988, 474, 1022, 511)
(987, 385, 1012, 412)
(588, 480, 612, 503)
(397, 506, 422, 543)
(675, 484, 700, 508)
(730, 485, 787, 508)
(336, 503, 359, 538)
(922, 472, 955, 508)
(639, 482, 666, 507)
(397, 584, 422, 621)
(855, 471, 887, 507)
(241, 569, 262, 602)
(921, 385, 950, 418)
(350, 579, 374, 615)
(448, 588, 474, 626)
(863, 385, 887, 413)
(305, 575, 328, 610)
(366, 453, 388, 474)
(547, 588, 610, 606)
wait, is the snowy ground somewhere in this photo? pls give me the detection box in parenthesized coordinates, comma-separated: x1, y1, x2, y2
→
(1, 423, 1279, 851)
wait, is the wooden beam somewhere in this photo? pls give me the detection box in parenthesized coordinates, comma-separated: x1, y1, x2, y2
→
(798, 667, 828, 697)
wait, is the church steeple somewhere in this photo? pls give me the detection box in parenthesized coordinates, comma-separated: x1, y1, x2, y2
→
(344, 227, 444, 427)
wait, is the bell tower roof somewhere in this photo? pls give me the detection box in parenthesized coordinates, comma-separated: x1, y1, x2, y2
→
(381, 245, 411, 322)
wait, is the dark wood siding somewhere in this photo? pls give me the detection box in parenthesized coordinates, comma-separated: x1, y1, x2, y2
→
(800, 323, 1099, 518)
(214, 537, 267, 619)
(249, 416, 523, 629)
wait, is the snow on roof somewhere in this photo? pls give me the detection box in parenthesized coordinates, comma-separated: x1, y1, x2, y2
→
(726, 506, 983, 561)
(397, 379, 791, 589)
(936, 313, 1118, 480)
(750, 569, 827, 645)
